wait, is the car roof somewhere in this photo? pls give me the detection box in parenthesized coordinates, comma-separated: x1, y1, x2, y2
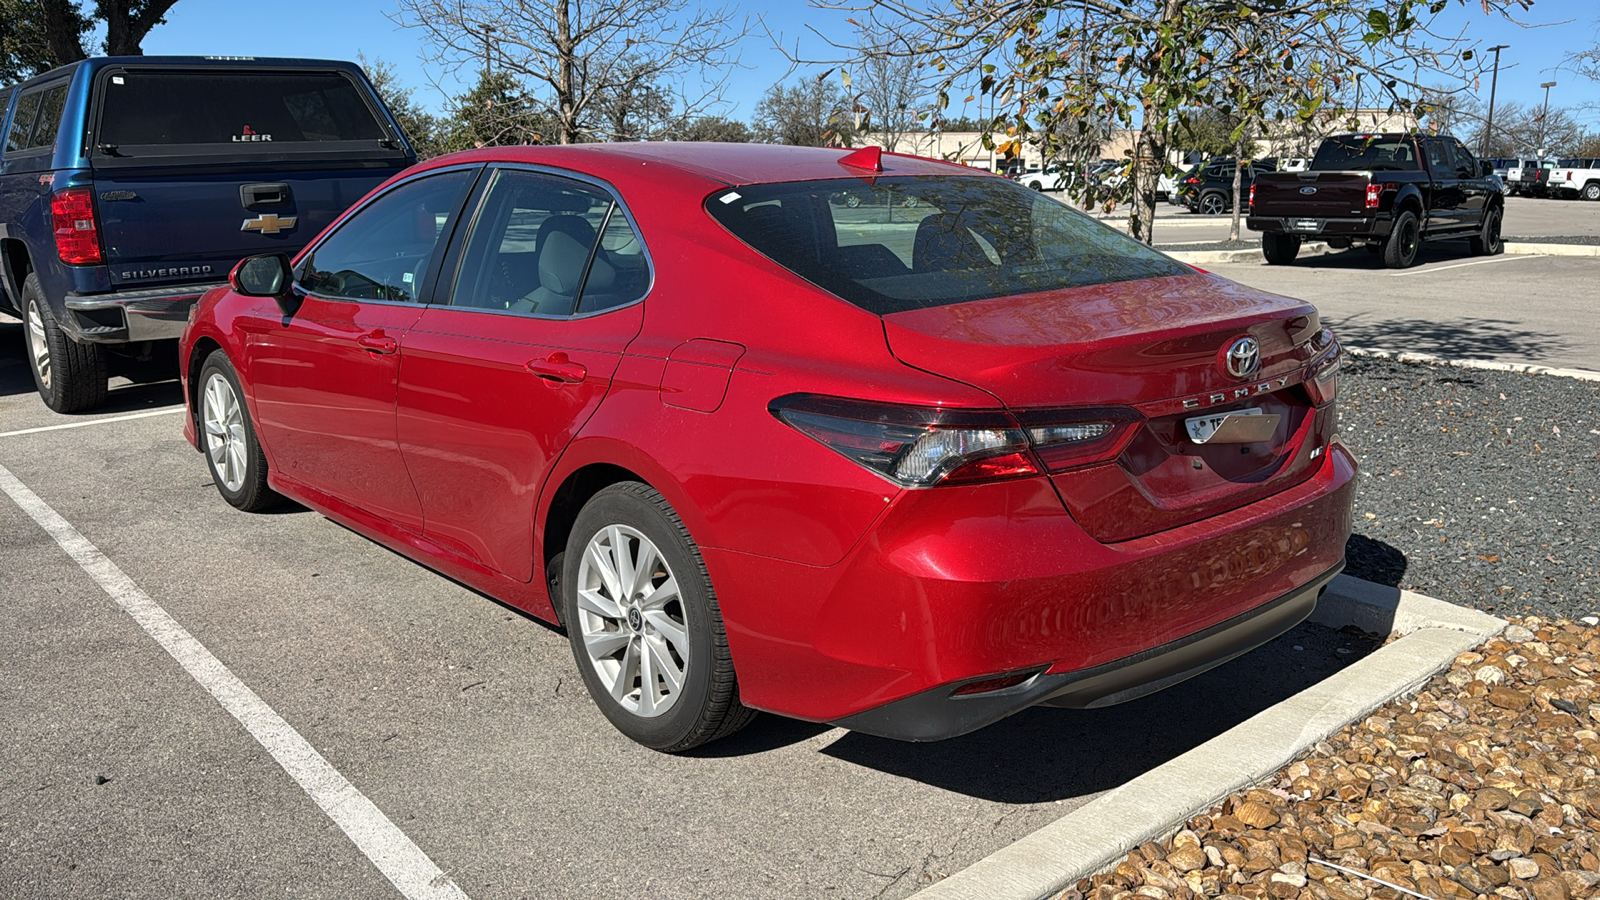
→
(412, 142, 983, 188)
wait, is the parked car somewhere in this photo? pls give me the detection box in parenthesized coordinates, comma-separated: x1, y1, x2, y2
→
(0, 56, 416, 412)
(1185, 159, 1278, 215)
(1529, 160, 1558, 198)
(1502, 157, 1548, 196)
(1020, 162, 1070, 192)
(1248, 133, 1502, 267)
(181, 143, 1355, 751)
(1171, 161, 1214, 206)
(1549, 158, 1600, 200)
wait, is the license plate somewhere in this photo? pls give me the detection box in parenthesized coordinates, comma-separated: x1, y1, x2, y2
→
(1289, 218, 1323, 232)
(1185, 407, 1265, 444)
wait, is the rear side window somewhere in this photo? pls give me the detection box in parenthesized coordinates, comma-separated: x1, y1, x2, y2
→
(706, 175, 1190, 316)
(1311, 137, 1420, 171)
(6, 89, 42, 153)
(97, 70, 387, 152)
(449, 169, 649, 317)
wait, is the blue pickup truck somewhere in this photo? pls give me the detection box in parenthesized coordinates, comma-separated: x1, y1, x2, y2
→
(0, 57, 416, 411)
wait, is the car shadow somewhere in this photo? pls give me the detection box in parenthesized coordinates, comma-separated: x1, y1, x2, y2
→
(1324, 311, 1566, 361)
(1343, 533, 1408, 587)
(0, 321, 186, 411)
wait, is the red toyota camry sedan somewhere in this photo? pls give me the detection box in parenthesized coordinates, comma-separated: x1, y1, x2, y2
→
(180, 143, 1354, 751)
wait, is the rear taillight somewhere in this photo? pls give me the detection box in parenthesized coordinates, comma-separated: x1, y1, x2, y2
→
(1249, 184, 1256, 209)
(52, 188, 103, 264)
(1304, 336, 1341, 407)
(1364, 184, 1382, 210)
(770, 395, 1142, 487)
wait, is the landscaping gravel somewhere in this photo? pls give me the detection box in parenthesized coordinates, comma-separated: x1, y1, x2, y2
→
(1158, 238, 1263, 252)
(1504, 235, 1600, 246)
(1057, 617, 1600, 900)
(1338, 356, 1600, 620)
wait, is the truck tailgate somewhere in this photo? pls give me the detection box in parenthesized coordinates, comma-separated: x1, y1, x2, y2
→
(1251, 172, 1371, 218)
(92, 163, 391, 288)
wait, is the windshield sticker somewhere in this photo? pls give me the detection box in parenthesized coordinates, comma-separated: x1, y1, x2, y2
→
(233, 125, 272, 143)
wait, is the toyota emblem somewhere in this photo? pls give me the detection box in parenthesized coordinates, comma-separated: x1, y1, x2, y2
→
(1225, 337, 1261, 379)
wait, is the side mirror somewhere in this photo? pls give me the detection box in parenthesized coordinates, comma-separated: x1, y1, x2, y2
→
(229, 253, 299, 316)
(1480, 160, 1494, 177)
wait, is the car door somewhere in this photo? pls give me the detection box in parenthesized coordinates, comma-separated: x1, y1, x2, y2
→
(1449, 138, 1487, 229)
(241, 167, 477, 533)
(1420, 138, 1462, 235)
(395, 167, 649, 582)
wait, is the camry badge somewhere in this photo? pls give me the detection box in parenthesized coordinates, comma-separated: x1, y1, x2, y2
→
(1299, 186, 1318, 195)
(1225, 337, 1261, 379)
(242, 213, 297, 235)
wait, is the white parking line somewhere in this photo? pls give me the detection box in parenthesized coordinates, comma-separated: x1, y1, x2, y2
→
(0, 460, 470, 900)
(0, 407, 184, 439)
(1387, 254, 1541, 277)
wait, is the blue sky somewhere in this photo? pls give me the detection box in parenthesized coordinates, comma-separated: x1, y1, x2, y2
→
(136, 0, 1599, 127)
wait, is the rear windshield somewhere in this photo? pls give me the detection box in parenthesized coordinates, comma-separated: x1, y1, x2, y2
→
(1311, 137, 1420, 171)
(705, 175, 1190, 316)
(97, 70, 388, 152)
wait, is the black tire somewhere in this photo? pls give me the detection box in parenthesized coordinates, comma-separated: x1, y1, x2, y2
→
(1382, 210, 1420, 269)
(196, 350, 280, 511)
(1027, 180, 1044, 192)
(21, 273, 107, 413)
(1198, 192, 1227, 216)
(1583, 182, 1600, 202)
(1261, 233, 1301, 265)
(562, 483, 756, 752)
(1468, 204, 1503, 256)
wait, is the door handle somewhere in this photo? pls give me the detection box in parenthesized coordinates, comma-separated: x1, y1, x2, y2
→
(356, 332, 398, 354)
(526, 352, 586, 384)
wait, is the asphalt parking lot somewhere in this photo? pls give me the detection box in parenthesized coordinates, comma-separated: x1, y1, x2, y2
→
(0, 320, 1378, 900)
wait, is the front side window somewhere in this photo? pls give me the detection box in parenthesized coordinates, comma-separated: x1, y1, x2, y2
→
(97, 70, 389, 154)
(449, 168, 649, 316)
(299, 170, 472, 303)
(706, 175, 1190, 316)
(1449, 140, 1477, 177)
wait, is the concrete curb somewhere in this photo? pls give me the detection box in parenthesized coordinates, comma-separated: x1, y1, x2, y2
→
(1343, 346, 1600, 382)
(908, 579, 1505, 900)
(1165, 243, 1330, 265)
(1502, 241, 1600, 257)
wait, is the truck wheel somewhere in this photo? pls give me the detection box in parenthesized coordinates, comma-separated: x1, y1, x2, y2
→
(1583, 183, 1600, 202)
(22, 273, 107, 413)
(1382, 211, 1420, 269)
(1468, 205, 1503, 256)
(1262, 233, 1301, 265)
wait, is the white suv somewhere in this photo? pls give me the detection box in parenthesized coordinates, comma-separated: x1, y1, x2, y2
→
(1550, 158, 1600, 201)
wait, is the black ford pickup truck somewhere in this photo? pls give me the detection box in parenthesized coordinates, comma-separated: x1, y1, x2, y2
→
(1247, 133, 1502, 268)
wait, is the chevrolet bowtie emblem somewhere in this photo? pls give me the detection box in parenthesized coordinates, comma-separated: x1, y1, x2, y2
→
(242, 213, 297, 235)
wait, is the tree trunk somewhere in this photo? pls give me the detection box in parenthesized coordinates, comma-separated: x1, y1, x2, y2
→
(40, 0, 87, 67)
(555, 0, 577, 144)
(1128, 108, 1161, 246)
(1229, 137, 1244, 242)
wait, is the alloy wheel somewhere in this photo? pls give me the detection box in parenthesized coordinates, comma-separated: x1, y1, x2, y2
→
(576, 524, 689, 718)
(1200, 194, 1226, 215)
(25, 296, 50, 389)
(202, 372, 248, 493)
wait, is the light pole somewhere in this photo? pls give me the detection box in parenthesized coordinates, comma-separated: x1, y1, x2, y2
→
(1481, 44, 1509, 158)
(1538, 81, 1557, 155)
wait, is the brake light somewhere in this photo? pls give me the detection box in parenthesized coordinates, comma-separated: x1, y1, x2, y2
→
(770, 396, 1143, 487)
(1249, 184, 1256, 209)
(1364, 184, 1382, 209)
(1304, 336, 1341, 407)
(52, 188, 103, 264)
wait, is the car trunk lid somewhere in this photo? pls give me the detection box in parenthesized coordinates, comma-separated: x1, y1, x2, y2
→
(882, 273, 1336, 543)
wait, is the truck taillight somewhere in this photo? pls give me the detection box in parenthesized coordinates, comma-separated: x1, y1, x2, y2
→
(1249, 184, 1256, 209)
(1364, 184, 1382, 210)
(52, 188, 103, 265)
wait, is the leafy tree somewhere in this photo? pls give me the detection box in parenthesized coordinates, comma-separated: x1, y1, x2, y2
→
(670, 115, 751, 142)
(753, 76, 856, 147)
(358, 54, 446, 159)
(839, 0, 1528, 243)
(440, 70, 550, 152)
(1, 0, 179, 78)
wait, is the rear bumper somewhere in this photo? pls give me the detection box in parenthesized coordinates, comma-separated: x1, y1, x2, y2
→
(705, 441, 1357, 732)
(63, 282, 225, 343)
(832, 560, 1340, 741)
(1248, 215, 1393, 238)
